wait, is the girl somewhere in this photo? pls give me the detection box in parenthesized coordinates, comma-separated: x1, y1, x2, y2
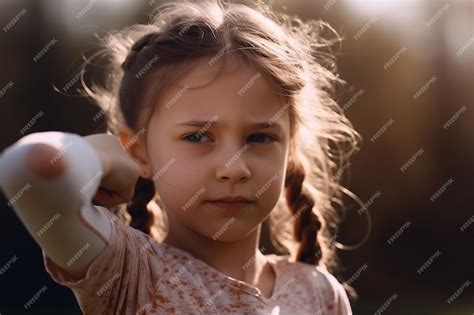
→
(0, 1, 362, 314)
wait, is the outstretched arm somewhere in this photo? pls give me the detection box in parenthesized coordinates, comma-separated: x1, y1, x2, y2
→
(0, 132, 112, 279)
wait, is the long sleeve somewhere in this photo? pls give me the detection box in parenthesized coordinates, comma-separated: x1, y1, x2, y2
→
(0, 131, 111, 276)
(0, 131, 165, 314)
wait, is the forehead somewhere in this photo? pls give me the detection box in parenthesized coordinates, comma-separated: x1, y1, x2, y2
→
(150, 54, 289, 128)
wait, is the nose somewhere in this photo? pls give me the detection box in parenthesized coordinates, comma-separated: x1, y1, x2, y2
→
(215, 145, 251, 184)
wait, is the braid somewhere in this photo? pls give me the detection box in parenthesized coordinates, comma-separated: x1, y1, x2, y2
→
(285, 159, 323, 265)
(126, 176, 156, 235)
(121, 32, 160, 71)
(121, 20, 222, 72)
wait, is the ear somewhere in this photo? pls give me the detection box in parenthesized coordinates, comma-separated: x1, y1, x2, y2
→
(118, 127, 151, 178)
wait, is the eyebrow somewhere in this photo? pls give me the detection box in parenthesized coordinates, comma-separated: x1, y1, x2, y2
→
(175, 120, 284, 131)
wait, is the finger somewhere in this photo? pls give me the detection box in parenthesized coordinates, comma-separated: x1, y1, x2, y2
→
(93, 188, 129, 208)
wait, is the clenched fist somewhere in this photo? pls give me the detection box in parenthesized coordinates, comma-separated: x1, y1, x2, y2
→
(84, 133, 141, 208)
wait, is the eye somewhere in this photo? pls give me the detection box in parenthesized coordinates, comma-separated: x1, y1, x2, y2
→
(247, 133, 276, 143)
(182, 132, 212, 143)
(182, 132, 277, 144)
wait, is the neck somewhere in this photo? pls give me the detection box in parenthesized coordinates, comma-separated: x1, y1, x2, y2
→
(163, 223, 267, 285)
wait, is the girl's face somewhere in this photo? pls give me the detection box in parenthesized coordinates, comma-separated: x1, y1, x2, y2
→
(140, 54, 290, 242)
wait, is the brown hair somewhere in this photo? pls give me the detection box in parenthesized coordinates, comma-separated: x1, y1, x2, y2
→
(80, 0, 362, 297)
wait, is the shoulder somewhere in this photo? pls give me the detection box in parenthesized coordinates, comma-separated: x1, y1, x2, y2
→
(269, 254, 341, 289)
(269, 255, 353, 315)
(94, 205, 161, 253)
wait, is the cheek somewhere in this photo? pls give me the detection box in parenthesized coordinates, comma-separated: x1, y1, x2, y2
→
(250, 148, 287, 200)
(146, 133, 207, 207)
(254, 170, 285, 214)
(152, 159, 209, 213)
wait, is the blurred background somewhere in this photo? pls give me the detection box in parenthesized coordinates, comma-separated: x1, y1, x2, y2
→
(0, 0, 472, 314)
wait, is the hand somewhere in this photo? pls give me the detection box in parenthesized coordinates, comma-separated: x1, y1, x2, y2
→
(84, 133, 140, 208)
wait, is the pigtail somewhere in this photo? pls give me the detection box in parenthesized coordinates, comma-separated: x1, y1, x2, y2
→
(285, 159, 323, 265)
(126, 176, 156, 235)
(118, 31, 164, 237)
